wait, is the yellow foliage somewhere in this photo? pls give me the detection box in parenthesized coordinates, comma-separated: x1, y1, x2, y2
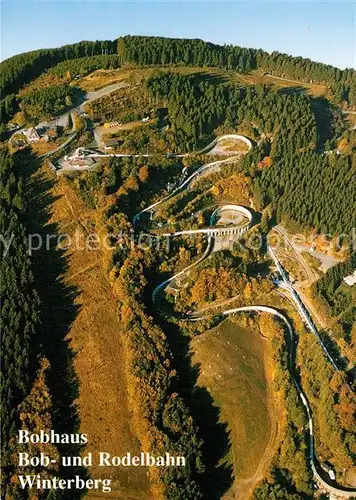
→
(211, 173, 250, 204)
(257, 156, 273, 169)
(338, 138, 349, 150)
(138, 165, 149, 183)
(125, 176, 139, 191)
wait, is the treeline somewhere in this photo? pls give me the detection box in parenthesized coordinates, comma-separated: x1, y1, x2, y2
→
(298, 332, 355, 473)
(313, 253, 356, 344)
(146, 72, 316, 152)
(0, 151, 86, 498)
(0, 39, 116, 98)
(109, 243, 205, 498)
(117, 35, 355, 107)
(20, 84, 83, 120)
(254, 315, 312, 498)
(1, 34, 355, 113)
(0, 150, 40, 496)
(47, 54, 121, 78)
(252, 151, 355, 235)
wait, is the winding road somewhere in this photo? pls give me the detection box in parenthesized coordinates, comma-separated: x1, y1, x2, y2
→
(132, 140, 356, 498)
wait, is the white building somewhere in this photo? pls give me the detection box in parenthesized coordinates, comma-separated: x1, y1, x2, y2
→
(25, 127, 40, 142)
(343, 270, 356, 287)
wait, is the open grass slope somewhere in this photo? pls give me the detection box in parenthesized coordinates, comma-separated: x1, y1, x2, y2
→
(191, 317, 279, 499)
(66, 66, 328, 96)
(45, 169, 150, 499)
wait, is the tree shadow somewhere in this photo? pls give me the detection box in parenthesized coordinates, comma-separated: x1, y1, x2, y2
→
(311, 97, 341, 151)
(192, 381, 234, 499)
(151, 304, 234, 498)
(22, 153, 88, 496)
(277, 85, 307, 96)
(191, 71, 231, 87)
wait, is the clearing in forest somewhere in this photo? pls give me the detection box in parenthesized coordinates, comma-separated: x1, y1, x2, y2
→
(191, 318, 279, 500)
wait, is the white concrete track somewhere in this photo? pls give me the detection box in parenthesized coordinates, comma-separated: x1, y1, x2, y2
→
(191, 305, 356, 498)
(67, 133, 252, 161)
(131, 137, 355, 497)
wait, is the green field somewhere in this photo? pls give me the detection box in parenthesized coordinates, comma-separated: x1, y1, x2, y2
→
(191, 318, 277, 498)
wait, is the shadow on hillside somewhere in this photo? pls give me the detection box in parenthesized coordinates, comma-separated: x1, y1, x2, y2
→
(21, 151, 88, 496)
(311, 97, 339, 151)
(277, 85, 307, 96)
(150, 303, 234, 498)
(191, 377, 234, 498)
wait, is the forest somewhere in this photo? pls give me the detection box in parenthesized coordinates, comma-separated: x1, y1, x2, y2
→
(146, 71, 317, 152)
(81, 69, 353, 238)
(1, 33, 355, 500)
(0, 151, 46, 498)
(20, 84, 83, 120)
(313, 254, 356, 345)
(116, 35, 355, 107)
(0, 151, 86, 499)
(1, 34, 355, 123)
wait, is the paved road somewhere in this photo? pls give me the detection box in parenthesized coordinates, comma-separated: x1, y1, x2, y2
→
(18, 83, 129, 161)
(84, 82, 128, 103)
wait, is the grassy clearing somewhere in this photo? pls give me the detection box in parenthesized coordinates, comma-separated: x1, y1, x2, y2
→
(46, 172, 150, 499)
(218, 137, 251, 152)
(242, 70, 328, 97)
(74, 69, 133, 92)
(18, 72, 66, 96)
(191, 317, 277, 498)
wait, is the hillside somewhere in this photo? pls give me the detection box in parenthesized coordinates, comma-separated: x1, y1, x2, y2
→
(1, 33, 355, 500)
(1, 34, 355, 124)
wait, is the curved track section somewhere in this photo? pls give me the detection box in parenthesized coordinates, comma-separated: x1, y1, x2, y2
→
(131, 137, 355, 497)
(190, 306, 356, 498)
(196, 134, 253, 155)
(70, 133, 252, 161)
